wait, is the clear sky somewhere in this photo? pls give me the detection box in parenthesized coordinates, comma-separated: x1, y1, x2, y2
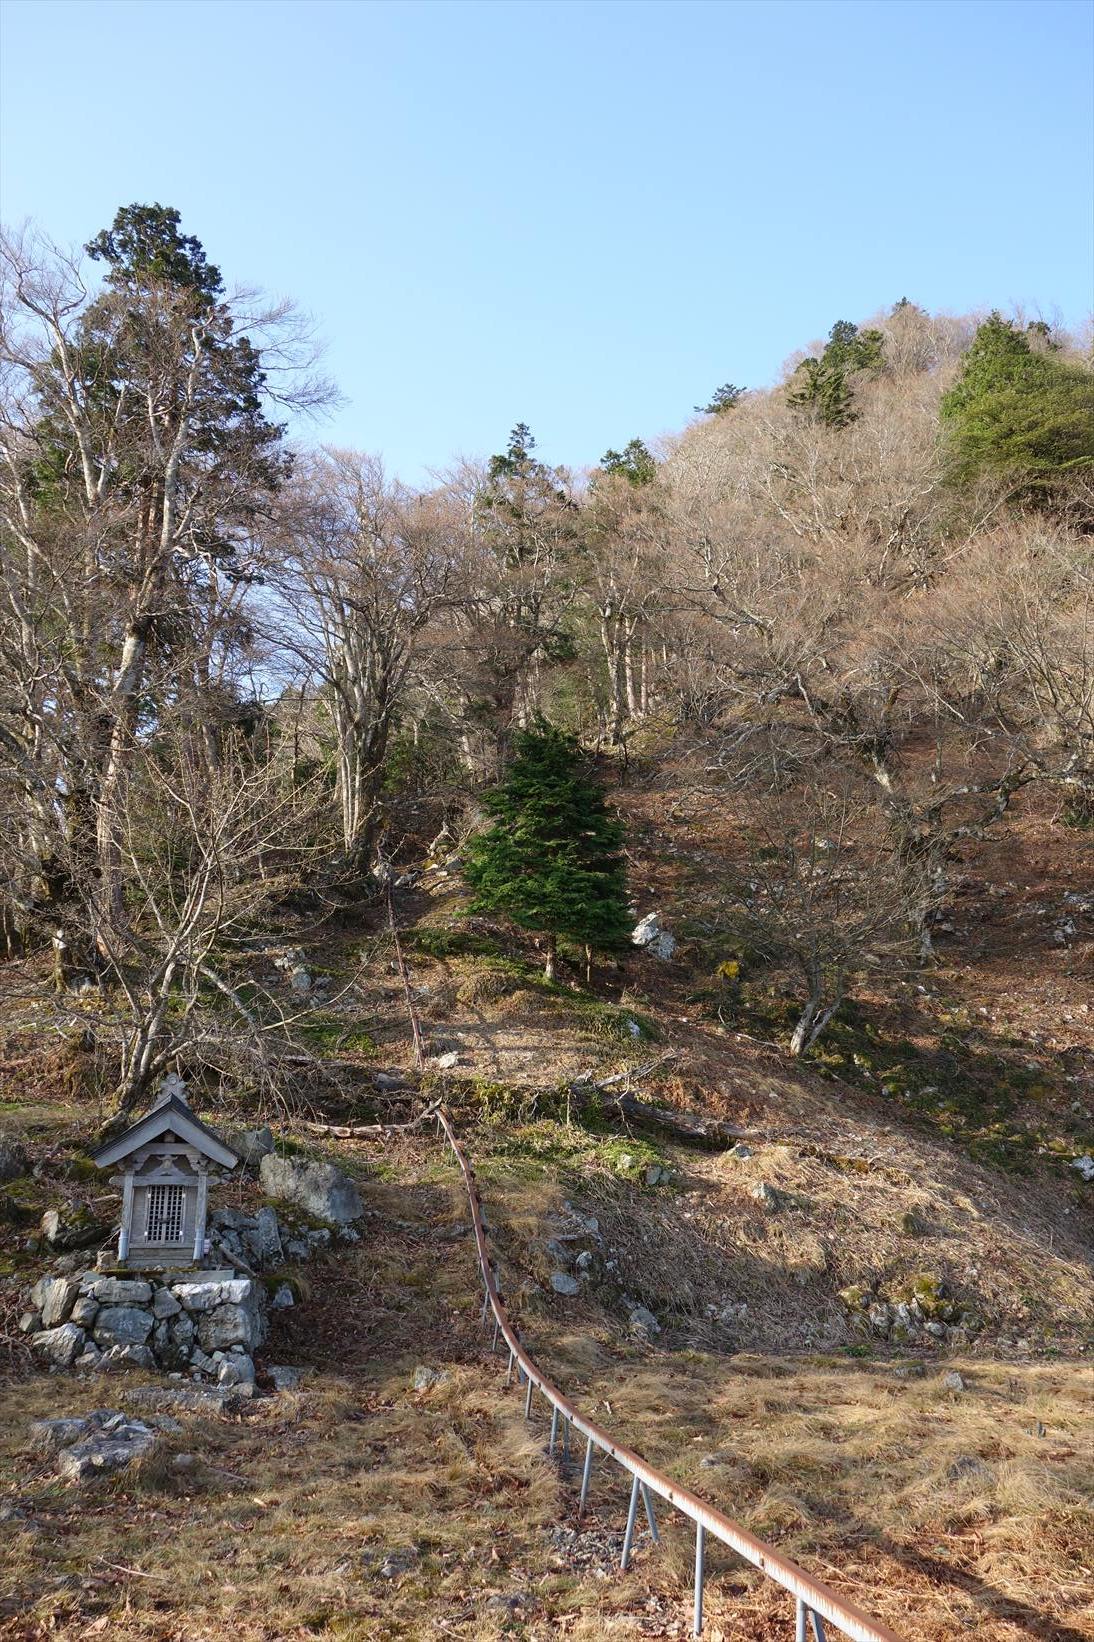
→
(1, 0, 1091, 483)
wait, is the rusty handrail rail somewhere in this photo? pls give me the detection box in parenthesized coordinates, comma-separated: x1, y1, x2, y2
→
(435, 1105, 905, 1642)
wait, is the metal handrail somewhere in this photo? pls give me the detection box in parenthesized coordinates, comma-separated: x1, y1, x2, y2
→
(436, 1106, 905, 1642)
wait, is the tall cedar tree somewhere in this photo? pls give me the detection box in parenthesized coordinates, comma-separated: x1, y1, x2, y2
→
(464, 723, 630, 980)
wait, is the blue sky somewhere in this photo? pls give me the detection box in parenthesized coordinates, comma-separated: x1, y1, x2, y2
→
(2, 0, 1091, 483)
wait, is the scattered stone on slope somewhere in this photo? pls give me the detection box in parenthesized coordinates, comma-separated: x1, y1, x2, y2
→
(39, 1207, 109, 1252)
(948, 1455, 994, 1483)
(28, 1417, 91, 1453)
(627, 1303, 660, 1338)
(550, 1271, 580, 1296)
(0, 1141, 28, 1182)
(30, 1322, 85, 1368)
(631, 911, 676, 960)
(268, 1364, 303, 1390)
(412, 1365, 450, 1390)
(29, 1409, 161, 1484)
(226, 1126, 275, 1171)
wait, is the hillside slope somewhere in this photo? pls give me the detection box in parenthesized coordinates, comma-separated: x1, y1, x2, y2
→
(1, 764, 1092, 1641)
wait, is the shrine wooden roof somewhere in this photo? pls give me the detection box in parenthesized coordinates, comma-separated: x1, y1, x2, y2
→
(91, 1096, 239, 1171)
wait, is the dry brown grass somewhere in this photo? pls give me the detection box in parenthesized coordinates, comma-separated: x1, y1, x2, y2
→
(3, 1119, 1090, 1642)
(546, 1348, 1094, 1641)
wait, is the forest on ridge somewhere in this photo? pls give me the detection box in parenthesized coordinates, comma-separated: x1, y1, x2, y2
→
(2, 202, 1092, 1111)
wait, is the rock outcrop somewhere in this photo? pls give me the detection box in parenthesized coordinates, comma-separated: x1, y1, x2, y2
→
(259, 1153, 364, 1224)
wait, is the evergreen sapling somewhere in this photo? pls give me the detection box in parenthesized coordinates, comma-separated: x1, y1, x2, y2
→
(464, 723, 631, 980)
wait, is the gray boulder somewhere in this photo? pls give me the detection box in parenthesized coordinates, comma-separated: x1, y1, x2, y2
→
(39, 1208, 108, 1252)
(259, 1153, 363, 1224)
(36, 1276, 81, 1330)
(217, 1353, 255, 1388)
(631, 912, 676, 960)
(170, 1312, 196, 1350)
(28, 1417, 90, 1453)
(70, 1296, 99, 1328)
(196, 1292, 265, 1354)
(550, 1271, 580, 1296)
(83, 1276, 152, 1305)
(412, 1365, 449, 1391)
(269, 1364, 303, 1390)
(0, 1140, 27, 1182)
(227, 1126, 275, 1171)
(628, 1304, 661, 1338)
(271, 1283, 295, 1309)
(31, 1322, 86, 1368)
(55, 1421, 157, 1483)
(252, 1206, 283, 1265)
(173, 1280, 227, 1313)
(93, 1306, 154, 1348)
(152, 1287, 182, 1319)
(95, 1344, 155, 1373)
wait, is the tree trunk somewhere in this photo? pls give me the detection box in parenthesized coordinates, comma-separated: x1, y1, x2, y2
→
(543, 931, 557, 982)
(789, 994, 838, 1056)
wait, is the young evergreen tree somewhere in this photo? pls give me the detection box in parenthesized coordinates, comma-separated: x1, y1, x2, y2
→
(787, 320, 885, 427)
(599, 437, 657, 485)
(694, 382, 744, 415)
(464, 722, 630, 980)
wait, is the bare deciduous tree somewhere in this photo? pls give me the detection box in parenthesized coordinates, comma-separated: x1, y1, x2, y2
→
(276, 451, 459, 873)
(730, 794, 925, 1055)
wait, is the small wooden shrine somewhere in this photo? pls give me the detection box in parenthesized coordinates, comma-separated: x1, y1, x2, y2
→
(91, 1075, 240, 1269)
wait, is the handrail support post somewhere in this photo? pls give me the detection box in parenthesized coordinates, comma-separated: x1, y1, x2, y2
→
(578, 1435, 594, 1514)
(621, 1473, 640, 1571)
(693, 1523, 705, 1636)
(640, 1483, 660, 1544)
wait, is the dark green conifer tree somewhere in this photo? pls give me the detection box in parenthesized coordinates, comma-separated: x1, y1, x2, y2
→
(464, 722, 630, 980)
(599, 437, 657, 485)
(694, 383, 744, 415)
(787, 320, 885, 427)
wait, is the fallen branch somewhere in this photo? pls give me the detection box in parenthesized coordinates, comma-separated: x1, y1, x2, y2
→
(304, 1099, 441, 1140)
(586, 1051, 679, 1090)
